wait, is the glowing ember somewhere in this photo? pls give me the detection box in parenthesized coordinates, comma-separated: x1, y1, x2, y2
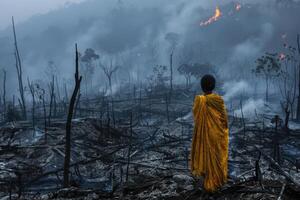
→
(235, 3, 242, 11)
(278, 53, 286, 60)
(200, 6, 222, 26)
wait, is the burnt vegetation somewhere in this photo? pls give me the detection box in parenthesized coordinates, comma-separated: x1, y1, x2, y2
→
(0, 2, 300, 200)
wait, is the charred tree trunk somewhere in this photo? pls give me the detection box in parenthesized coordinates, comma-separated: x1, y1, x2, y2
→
(42, 94, 47, 143)
(12, 17, 26, 120)
(170, 52, 173, 96)
(138, 85, 142, 122)
(2, 69, 6, 117)
(63, 44, 82, 188)
(240, 99, 246, 139)
(126, 112, 133, 182)
(74, 93, 81, 119)
(55, 76, 61, 103)
(284, 105, 290, 131)
(265, 75, 269, 102)
(64, 83, 69, 113)
(296, 34, 300, 121)
(27, 78, 36, 128)
(111, 98, 116, 128)
(48, 75, 55, 126)
(255, 152, 263, 188)
(273, 115, 281, 165)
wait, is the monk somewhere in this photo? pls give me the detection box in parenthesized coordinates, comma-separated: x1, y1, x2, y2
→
(190, 74, 229, 192)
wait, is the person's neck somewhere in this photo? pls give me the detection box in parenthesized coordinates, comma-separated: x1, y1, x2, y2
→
(204, 91, 213, 95)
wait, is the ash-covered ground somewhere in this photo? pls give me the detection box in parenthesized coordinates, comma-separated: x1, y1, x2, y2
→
(0, 87, 299, 200)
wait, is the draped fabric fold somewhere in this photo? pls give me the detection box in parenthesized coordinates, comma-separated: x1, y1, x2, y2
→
(190, 93, 229, 192)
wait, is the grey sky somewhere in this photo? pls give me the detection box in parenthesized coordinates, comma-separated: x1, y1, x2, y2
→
(0, 0, 86, 30)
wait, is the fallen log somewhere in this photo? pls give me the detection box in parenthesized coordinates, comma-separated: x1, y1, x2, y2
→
(254, 145, 300, 187)
(277, 182, 286, 200)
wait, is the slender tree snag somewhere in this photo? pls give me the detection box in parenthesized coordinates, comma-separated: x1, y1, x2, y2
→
(55, 76, 61, 103)
(27, 78, 36, 128)
(48, 75, 55, 126)
(12, 16, 26, 120)
(74, 93, 81, 118)
(63, 44, 82, 188)
(2, 69, 6, 115)
(42, 91, 47, 143)
(126, 112, 133, 182)
(296, 34, 300, 121)
(170, 51, 173, 96)
(100, 60, 118, 127)
(255, 152, 263, 189)
(240, 99, 246, 139)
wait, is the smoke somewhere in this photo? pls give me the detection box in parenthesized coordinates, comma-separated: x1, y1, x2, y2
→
(0, 0, 300, 99)
(234, 98, 265, 118)
(223, 80, 250, 102)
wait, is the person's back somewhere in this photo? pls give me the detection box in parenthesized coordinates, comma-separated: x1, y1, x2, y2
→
(190, 74, 229, 192)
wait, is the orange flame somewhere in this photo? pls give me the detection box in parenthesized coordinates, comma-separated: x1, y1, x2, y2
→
(279, 53, 286, 60)
(235, 3, 242, 11)
(200, 6, 222, 26)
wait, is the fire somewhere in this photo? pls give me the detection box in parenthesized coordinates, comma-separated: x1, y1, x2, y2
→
(200, 6, 222, 26)
(235, 3, 242, 11)
(278, 53, 286, 60)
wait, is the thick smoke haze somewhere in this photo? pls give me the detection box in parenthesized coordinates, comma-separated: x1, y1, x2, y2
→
(0, 0, 299, 114)
(0, 0, 86, 30)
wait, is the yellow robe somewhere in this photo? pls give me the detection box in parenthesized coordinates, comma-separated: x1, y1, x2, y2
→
(190, 93, 229, 192)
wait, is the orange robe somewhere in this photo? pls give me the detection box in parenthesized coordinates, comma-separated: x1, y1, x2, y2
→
(190, 93, 229, 192)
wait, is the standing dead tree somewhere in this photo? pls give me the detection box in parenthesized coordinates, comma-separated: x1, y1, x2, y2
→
(271, 115, 282, 165)
(126, 112, 133, 182)
(277, 49, 297, 129)
(27, 78, 36, 128)
(2, 69, 6, 117)
(37, 86, 47, 143)
(170, 51, 173, 95)
(12, 17, 26, 120)
(296, 34, 300, 121)
(100, 59, 119, 96)
(63, 44, 82, 188)
(100, 59, 119, 127)
(165, 32, 179, 96)
(48, 75, 55, 126)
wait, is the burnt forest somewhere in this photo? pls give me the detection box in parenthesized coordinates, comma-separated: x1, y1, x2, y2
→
(0, 0, 299, 199)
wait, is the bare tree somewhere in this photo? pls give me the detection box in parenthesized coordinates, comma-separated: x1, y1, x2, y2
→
(296, 34, 300, 121)
(63, 44, 82, 188)
(27, 78, 36, 128)
(12, 17, 26, 119)
(278, 51, 297, 130)
(165, 32, 179, 95)
(100, 59, 119, 95)
(36, 84, 47, 142)
(100, 59, 119, 127)
(169, 52, 173, 95)
(126, 112, 133, 182)
(48, 75, 55, 126)
(2, 69, 6, 116)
